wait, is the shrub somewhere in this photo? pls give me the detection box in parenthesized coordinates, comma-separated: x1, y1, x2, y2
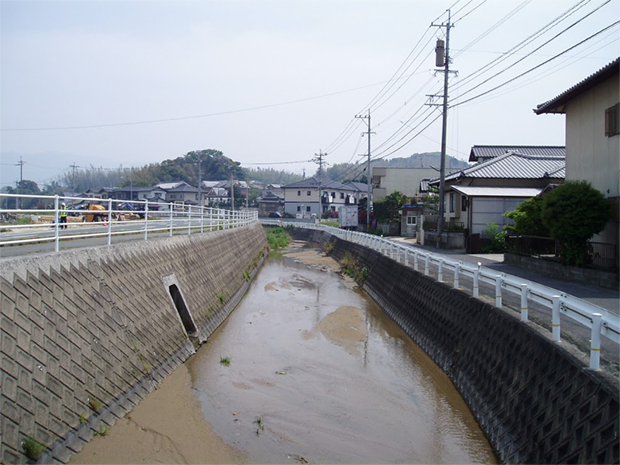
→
(541, 181, 612, 266)
(504, 196, 550, 236)
(481, 223, 506, 253)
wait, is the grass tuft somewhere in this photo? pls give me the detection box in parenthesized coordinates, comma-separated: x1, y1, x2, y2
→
(22, 438, 46, 460)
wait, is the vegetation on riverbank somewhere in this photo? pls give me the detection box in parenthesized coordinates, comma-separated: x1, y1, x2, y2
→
(266, 227, 291, 250)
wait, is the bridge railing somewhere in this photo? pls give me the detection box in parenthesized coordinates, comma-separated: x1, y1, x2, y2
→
(0, 193, 258, 251)
(263, 220, 620, 370)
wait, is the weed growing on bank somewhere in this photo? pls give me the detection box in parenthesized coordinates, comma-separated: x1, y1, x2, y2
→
(22, 438, 46, 460)
(322, 239, 335, 255)
(267, 227, 291, 250)
(340, 252, 368, 284)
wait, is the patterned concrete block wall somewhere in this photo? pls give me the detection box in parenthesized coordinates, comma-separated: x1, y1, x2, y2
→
(292, 229, 619, 464)
(0, 223, 267, 464)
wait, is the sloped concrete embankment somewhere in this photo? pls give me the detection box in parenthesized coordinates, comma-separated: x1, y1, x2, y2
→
(293, 228, 619, 464)
(0, 223, 267, 464)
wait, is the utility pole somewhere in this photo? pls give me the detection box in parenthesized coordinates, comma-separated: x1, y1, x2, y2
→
(430, 10, 455, 249)
(196, 154, 202, 208)
(15, 156, 24, 210)
(355, 110, 374, 230)
(229, 170, 235, 211)
(313, 150, 327, 216)
(70, 162, 79, 198)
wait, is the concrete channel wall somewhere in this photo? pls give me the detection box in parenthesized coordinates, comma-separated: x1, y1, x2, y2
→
(0, 223, 268, 464)
(292, 228, 619, 464)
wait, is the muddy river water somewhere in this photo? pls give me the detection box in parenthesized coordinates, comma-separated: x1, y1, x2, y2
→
(72, 244, 497, 464)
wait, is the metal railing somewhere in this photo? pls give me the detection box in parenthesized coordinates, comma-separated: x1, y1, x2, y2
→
(263, 220, 620, 370)
(0, 194, 258, 251)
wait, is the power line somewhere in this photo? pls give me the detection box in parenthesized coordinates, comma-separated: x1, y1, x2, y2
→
(241, 160, 312, 166)
(453, 0, 489, 25)
(363, 32, 436, 113)
(1, 81, 387, 132)
(431, 0, 463, 23)
(451, 20, 620, 108)
(453, 0, 595, 91)
(455, 32, 618, 107)
(454, 0, 612, 101)
(453, 0, 533, 58)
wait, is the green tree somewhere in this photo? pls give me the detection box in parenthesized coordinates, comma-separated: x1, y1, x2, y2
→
(504, 196, 550, 236)
(373, 191, 403, 223)
(541, 181, 612, 266)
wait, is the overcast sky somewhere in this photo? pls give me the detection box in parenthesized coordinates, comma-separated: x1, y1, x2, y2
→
(1, 0, 618, 187)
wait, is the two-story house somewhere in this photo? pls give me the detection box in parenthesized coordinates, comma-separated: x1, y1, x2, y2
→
(282, 177, 358, 217)
(535, 57, 619, 246)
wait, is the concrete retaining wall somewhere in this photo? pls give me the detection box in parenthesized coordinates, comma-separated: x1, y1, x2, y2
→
(0, 223, 267, 463)
(293, 228, 619, 464)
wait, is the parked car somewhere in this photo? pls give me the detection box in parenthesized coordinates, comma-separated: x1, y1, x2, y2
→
(268, 212, 282, 218)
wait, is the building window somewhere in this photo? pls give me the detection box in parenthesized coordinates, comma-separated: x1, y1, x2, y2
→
(340, 192, 344, 199)
(297, 190, 301, 196)
(307, 190, 311, 196)
(407, 216, 417, 225)
(461, 195, 467, 211)
(605, 103, 619, 137)
(297, 206, 301, 212)
(449, 193, 455, 213)
(306, 206, 311, 212)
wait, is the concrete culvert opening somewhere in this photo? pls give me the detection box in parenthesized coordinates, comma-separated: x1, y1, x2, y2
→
(168, 284, 197, 336)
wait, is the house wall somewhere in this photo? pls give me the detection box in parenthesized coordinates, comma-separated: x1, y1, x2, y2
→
(284, 187, 354, 216)
(372, 168, 439, 201)
(469, 197, 527, 235)
(284, 201, 320, 217)
(284, 188, 320, 203)
(564, 74, 619, 244)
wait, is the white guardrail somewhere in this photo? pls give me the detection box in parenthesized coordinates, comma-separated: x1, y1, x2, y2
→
(263, 220, 620, 370)
(0, 193, 258, 250)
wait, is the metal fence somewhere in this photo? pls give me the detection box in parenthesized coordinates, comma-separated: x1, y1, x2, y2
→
(0, 194, 258, 251)
(263, 220, 620, 370)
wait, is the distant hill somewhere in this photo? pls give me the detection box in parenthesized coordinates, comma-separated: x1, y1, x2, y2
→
(323, 152, 469, 182)
(375, 152, 469, 170)
(243, 167, 304, 186)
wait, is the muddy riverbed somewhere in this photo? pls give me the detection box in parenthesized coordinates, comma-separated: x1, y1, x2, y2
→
(72, 243, 497, 464)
